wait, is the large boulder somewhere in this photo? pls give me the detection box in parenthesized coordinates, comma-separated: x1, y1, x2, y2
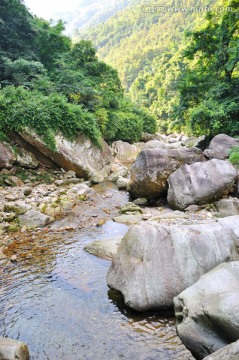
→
(107, 220, 239, 311)
(174, 261, 239, 360)
(168, 159, 237, 210)
(0, 337, 30, 360)
(204, 340, 239, 360)
(204, 134, 239, 160)
(19, 129, 112, 183)
(129, 147, 206, 199)
(0, 142, 16, 169)
(112, 140, 139, 163)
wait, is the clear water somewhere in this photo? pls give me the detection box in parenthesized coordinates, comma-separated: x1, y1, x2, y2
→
(0, 184, 193, 360)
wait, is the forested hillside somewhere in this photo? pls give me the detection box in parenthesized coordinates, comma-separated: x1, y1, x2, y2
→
(79, 0, 239, 136)
(0, 0, 156, 149)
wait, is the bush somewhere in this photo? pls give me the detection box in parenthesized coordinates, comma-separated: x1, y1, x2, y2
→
(105, 111, 143, 143)
(0, 86, 101, 151)
(229, 147, 239, 166)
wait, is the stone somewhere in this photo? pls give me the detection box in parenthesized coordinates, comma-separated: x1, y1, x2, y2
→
(69, 183, 95, 198)
(16, 147, 39, 169)
(119, 202, 143, 214)
(113, 214, 142, 225)
(204, 134, 239, 160)
(23, 187, 32, 196)
(107, 220, 239, 311)
(19, 210, 52, 228)
(215, 198, 239, 217)
(182, 135, 208, 150)
(116, 176, 130, 190)
(0, 337, 30, 360)
(0, 142, 16, 169)
(112, 140, 139, 163)
(129, 147, 206, 199)
(203, 340, 239, 360)
(168, 159, 237, 210)
(5, 176, 24, 187)
(108, 165, 128, 182)
(19, 129, 112, 183)
(133, 198, 148, 206)
(218, 215, 239, 239)
(174, 262, 239, 360)
(4, 201, 31, 215)
(84, 236, 123, 260)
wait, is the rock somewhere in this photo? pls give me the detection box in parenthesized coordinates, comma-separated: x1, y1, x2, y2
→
(0, 142, 16, 169)
(16, 147, 39, 169)
(112, 140, 139, 163)
(218, 215, 239, 239)
(108, 165, 128, 182)
(70, 183, 95, 198)
(168, 159, 237, 210)
(107, 221, 239, 311)
(141, 132, 156, 142)
(19, 210, 52, 228)
(174, 261, 239, 360)
(19, 129, 112, 183)
(23, 187, 32, 196)
(4, 201, 31, 215)
(119, 202, 143, 214)
(182, 135, 208, 150)
(64, 170, 76, 178)
(215, 198, 239, 217)
(84, 236, 123, 260)
(143, 139, 168, 149)
(203, 340, 239, 360)
(129, 147, 206, 199)
(204, 134, 239, 160)
(0, 337, 30, 360)
(5, 176, 24, 187)
(113, 214, 142, 225)
(116, 176, 130, 190)
(133, 198, 148, 206)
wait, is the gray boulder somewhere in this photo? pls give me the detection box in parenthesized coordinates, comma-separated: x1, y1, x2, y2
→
(204, 340, 239, 360)
(112, 140, 139, 163)
(168, 159, 237, 210)
(204, 134, 239, 160)
(107, 220, 239, 311)
(0, 337, 30, 360)
(19, 128, 112, 183)
(0, 142, 16, 169)
(129, 147, 206, 199)
(174, 261, 239, 360)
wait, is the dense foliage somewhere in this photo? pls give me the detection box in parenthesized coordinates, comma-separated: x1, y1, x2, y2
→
(81, 0, 238, 136)
(0, 0, 156, 150)
(174, 0, 239, 136)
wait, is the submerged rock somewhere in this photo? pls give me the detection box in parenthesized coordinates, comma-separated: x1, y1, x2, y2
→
(0, 337, 30, 360)
(174, 261, 239, 360)
(107, 220, 239, 311)
(168, 159, 237, 210)
(84, 236, 123, 260)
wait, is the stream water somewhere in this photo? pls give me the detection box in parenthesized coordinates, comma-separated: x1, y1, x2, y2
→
(0, 183, 193, 359)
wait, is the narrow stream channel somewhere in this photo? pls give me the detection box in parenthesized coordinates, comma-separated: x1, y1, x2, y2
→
(0, 183, 193, 359)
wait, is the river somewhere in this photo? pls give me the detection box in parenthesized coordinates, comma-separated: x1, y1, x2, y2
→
(0, 183, 193, 359)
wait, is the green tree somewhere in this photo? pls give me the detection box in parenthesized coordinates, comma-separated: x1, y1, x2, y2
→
(174, 0, 239, 136)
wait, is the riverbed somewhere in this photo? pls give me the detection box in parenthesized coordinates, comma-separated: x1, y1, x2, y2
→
(0, 183, 193, 359)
